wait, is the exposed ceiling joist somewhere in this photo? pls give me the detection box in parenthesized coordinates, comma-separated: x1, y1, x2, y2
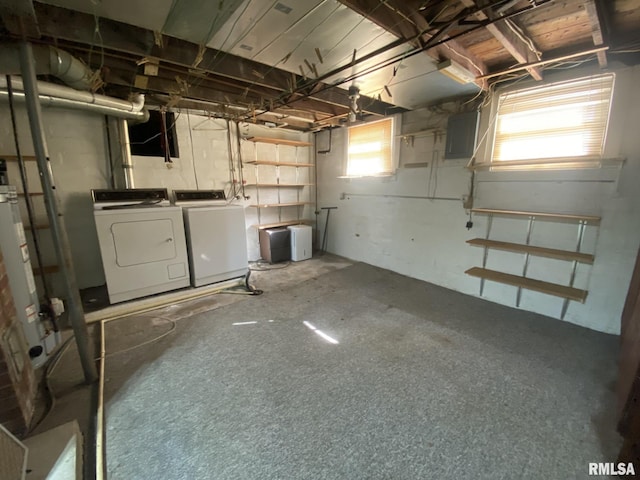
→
(0, 0, 39, 37)
(337, 0, 489, 89)
(13, 3, 398, 123)
(459, 0, 543, 81)
(584, 0, 609, 68)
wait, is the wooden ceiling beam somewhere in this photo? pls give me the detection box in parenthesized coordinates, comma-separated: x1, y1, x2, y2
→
(459, 0, 543, 81)
(26, 3, 394, 117)
(584, 0, 608, 68)
(337, 0, 489, 90)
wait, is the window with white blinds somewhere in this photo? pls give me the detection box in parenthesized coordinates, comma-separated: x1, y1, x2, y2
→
(492, 74, 614, 165)
(346, 118, 394, 176)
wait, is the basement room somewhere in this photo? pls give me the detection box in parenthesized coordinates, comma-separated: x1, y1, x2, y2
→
(1, 0, 640, 479)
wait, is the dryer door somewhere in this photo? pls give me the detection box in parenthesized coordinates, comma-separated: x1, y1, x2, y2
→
(111, 219, 177, 267)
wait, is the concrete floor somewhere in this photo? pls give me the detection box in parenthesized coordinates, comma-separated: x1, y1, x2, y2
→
(96, 255, 620, 479)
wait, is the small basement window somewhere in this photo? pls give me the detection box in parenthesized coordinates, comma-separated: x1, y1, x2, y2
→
(128, 110, 179, 158)
(346, 117, 394, 177)
(492, 73, 614, 167)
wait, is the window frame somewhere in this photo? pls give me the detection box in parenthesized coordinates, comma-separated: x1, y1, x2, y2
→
(487, 73, 615, 171)
(344, 116, 399, 178)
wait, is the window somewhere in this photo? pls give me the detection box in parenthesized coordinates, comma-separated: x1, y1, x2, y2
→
(346, 117, 394, 176)
(129, 110, 179, 158)
(492, 73, 614, 166)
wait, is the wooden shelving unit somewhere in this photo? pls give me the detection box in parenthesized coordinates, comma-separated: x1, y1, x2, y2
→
(244, 183, 312, 187)
(465, 267, 588, 303)
(254, 220, 313, 230)
(466, 208, 600, 317)
(247, 137, 312, 147)
(249, 202, 313, 208)
(244, 160, 314, 167)
(466, 238, 595, 264)
(244, 136, 314, 230)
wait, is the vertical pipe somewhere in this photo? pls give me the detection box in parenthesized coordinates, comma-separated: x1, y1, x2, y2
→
(516, 216, 535, 307)
(561, 220, 586, 319)
(480, 213, 493, 296)
(19, 42, 97, 383)
(119, 119, 135, 189)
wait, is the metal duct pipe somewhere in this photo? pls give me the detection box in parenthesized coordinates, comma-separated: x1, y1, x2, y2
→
(0, 77, 149, 122)
(0, 44, 94, 90)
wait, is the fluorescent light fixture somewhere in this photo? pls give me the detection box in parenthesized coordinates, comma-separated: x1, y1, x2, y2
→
(437, 59, 476, 84)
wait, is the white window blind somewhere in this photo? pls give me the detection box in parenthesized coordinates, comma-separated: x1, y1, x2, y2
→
(493, 74, 614, 164)
(347, 118, 394, 176)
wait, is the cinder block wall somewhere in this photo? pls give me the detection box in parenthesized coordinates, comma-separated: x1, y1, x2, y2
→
(0, 248, 36, 436)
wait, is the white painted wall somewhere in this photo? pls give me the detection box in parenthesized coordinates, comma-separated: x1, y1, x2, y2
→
(317, 64, 640, 334)
(0, 105, 313, 293)
(131, 112, 314, 261)
(0, 105, 110, 292)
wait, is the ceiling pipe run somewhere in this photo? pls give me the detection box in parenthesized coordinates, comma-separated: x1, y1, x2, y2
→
(0, 76, 149, 122)
(0, 44, 94, 90)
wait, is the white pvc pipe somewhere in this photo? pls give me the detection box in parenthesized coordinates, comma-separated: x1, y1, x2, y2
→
(0, 77, 148, 122)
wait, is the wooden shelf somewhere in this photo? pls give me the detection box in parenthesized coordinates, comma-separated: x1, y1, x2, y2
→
(244, 183, 313, 187)
(17, 192, 44, 197)
(471, 208, 601, 225)
(465, 267, 588, 302)
(247, 137, 312, 147)
(244, 160, 314, 167)
(254, 220, 313, 230)
(249, 202, 313, 208)
(467, 238, 594, 264)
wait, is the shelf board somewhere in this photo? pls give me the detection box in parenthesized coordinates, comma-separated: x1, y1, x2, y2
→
(471, 208, 600, 225)
(244, 160, 314, 167)
(465, 267, 588, 303)
(467, 238, 594, 264)
(246, 137, 312, 147)
(244, 183, 313, 187)
(254, 219, 314, 230)
(249, 202, 313, 208)
(17, 192, 44, 196)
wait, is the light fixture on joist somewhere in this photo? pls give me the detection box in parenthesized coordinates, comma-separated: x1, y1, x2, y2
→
(437, 59, 476, 84)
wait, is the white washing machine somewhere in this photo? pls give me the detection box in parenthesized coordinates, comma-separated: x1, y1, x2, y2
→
(92, 189, 190, 304)
(174, 190, 248, 287)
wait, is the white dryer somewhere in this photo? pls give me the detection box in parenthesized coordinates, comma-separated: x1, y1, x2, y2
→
(92, 189, 190, 304)
(174, 190, 248, 287)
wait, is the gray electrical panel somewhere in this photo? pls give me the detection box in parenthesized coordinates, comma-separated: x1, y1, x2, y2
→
(445, 111, 479, 160)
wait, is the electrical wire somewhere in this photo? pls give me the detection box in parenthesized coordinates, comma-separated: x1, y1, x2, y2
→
(250, 260, 291, 271)
(98, 316, 177, 359)
(27, 335, 74, 434)
(129, 111, 181, 145)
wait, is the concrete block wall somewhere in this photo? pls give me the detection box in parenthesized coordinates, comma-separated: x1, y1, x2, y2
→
(0, 248, 36, 437)
(317, 64, 640, 334)
(131, 113, 314, 261)
(0, 106, 110, 294)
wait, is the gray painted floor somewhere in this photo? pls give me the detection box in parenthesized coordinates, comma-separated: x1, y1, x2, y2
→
(104, 257, 619, 480)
